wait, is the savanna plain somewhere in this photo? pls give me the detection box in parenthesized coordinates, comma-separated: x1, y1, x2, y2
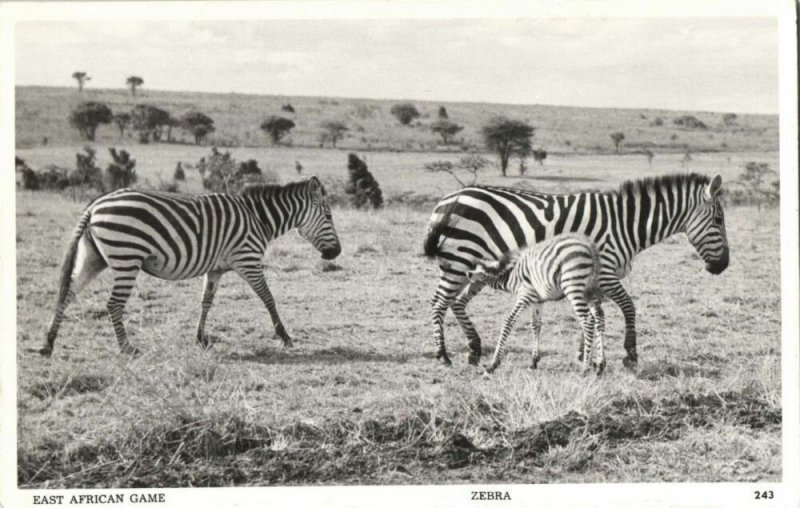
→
(15, 87, 781, 486)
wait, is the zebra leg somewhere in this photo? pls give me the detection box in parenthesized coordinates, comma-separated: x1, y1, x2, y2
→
(430, 271, 469, 366)
(41, 235, 107, 357)
(196, 271, 223, 349)
(106, 267, 142, 356)
(529, 304, 542, 369)
(485, 293, 533, 374)
(564, 289, 594, 373)
(234, 265, 292, 347)
(600, 277, 637, 368)
(590, 300, 606, 375)
(451, 280, 486, 366)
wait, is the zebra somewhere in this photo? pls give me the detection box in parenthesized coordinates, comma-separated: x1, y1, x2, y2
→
(423, 173, 729, 368)
(40, 177, 341, 357)
(465, 233, 606, 375)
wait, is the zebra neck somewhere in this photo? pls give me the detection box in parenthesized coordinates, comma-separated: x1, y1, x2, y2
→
(242, 192, 306, 241)
(606, 185, 697, 255)
(488, 269, 515, 292)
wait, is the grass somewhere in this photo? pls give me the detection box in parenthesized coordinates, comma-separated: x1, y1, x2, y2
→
(15, 145, 781, 486)
(16, 85, 778, 154)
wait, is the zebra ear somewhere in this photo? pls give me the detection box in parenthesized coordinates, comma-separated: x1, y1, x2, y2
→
(308, 176, 325, 197)
(704, 175, 723, 200)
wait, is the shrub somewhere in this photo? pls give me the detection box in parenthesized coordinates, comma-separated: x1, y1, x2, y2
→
(723, 113, 738, 127)
(281, 104, 295, 113)
(174, 162, 186, 181)
(132, 104, 171, 144)
(390, 103, 421, 126)
(71, 146, 104, 191)
(344, 153, 383, 209)
(651, 117, 664, 127)
(69, 102, 112, 141)
(105, 148, 137, 190)
(739, 161, 778, 210)
(438, 106, 449, 119)
(431, 120, 464, 145)
(199, 148, 277, 194)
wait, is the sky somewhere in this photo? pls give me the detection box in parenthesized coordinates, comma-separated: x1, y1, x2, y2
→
(14, 17, 778, 114)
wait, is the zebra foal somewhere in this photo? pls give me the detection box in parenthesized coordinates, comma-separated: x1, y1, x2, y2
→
(466, 233, 606, 375)
(40, 177, 341, 357)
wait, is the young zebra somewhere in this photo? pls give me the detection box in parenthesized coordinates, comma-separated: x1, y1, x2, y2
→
(466, 234, 606, 374)
(423, 173, 729, 368)
(40, 177, 341, 357)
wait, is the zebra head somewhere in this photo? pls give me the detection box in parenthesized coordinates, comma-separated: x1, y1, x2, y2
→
(297, 177, 342, 260)
(685, 174, 729, 275)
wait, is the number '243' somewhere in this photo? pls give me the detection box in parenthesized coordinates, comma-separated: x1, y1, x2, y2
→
(754, 490, 774, 500)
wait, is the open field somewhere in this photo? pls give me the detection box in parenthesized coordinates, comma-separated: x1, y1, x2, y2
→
(16, 86, 778, 154)
(15, 146, 781, 486)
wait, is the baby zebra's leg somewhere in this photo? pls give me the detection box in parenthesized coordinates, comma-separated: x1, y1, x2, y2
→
(590, 300, 606, 375)
(484, 291, 536, 374)
(564, 289, 594, 374)
(529, 304, 543, 369)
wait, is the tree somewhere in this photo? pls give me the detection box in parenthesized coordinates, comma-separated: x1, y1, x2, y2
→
(260, 116, 295, 145)
(112, 113, 131, 139)
(68, 101, 112, 141)
(723, 113, 738, 127)
(105, 148, 137, 190)
(438, 106, 449, 119)
(431, 119, 464, 145)
(126, 76, 144, 96)
(610, 132, 625, 154)
(424, 154, 488, 187)
(131, 104, 170, 143)
(319, 120, 349, 148)
(390, 103, 421, 126)
(532, 149, 547, 166)
(481, 117, 535, 176)
(181, 111, 216, 145)
(72, 72, 91, 93)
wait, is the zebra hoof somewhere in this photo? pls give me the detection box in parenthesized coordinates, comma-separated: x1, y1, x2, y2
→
(121, 345, 140, 356)
(436, 352, 452, 366)
(529, 358, 540, 370)
(39, 346, 53, 358)
(622, 355, 638, 370)
(594, 361, 607, 376)
(467, 352, 481, 366)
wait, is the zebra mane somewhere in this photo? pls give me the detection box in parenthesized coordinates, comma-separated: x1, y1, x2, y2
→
(615, 173, 711, 196)
(239, 177, 324, 199)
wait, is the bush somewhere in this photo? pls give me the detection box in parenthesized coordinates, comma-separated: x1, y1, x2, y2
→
(105, 148, 137, 190)
(651, 117, 664, 127)
(319, 121, 349, 148)
(431, 120, 464, 145)
(132, 104, 171, 144)
(181, 111, 215, 145)
(199, 148, 277, 194)
(281, 104, 295, 113)
(71, 146, 104, 191)
(174, 162, 186, 181)
(344, 153, 383, 209)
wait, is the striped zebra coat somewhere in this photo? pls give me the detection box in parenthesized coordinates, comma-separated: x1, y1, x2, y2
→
(423, 173, 729, 367)
(466, 233, 606, 374)
(41, 177, 341, 357)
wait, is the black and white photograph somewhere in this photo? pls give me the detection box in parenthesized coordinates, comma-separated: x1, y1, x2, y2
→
(1, 1, 798, 507)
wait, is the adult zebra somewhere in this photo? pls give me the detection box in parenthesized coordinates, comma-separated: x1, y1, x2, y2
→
(40, 177, 341, 357)
(423, 173, 729, 367)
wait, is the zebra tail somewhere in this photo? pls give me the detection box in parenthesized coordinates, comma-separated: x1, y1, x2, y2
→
(422, 198, 463, 258)
(54, 205, 94, 308)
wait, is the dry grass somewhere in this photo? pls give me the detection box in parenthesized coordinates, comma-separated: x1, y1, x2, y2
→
(15, 144, 781, 487)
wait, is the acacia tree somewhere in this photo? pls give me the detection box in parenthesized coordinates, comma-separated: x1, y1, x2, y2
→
(112, 112, 131, 139)
(481, 117, 535, 176)
(126, 76, 144, 96)
(72, 72, 91, 93)
(260, 116, 295, 145)
(319, 120, 349, 148)
(431, 119, 464, 145)
(181, 111, 216, 145)
(68, 101, 112, 140)
(131, 104, 170, 143)
(390, 103, 421, 125)
(610, 132, 625, 154)
(437, 106, 449, 119)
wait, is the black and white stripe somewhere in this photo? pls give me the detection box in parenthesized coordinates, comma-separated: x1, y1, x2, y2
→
(423, 173, 729, 367)
(466, 233, 606, 374)
(41, 177, 341, 357)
